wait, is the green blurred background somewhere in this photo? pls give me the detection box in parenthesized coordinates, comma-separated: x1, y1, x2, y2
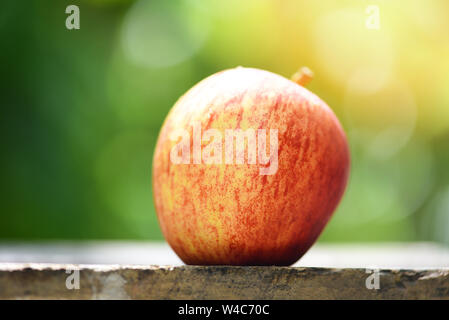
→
(1, 0, 448, 244)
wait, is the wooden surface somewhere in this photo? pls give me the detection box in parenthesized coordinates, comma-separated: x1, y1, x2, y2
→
(0, 242, 448, 299)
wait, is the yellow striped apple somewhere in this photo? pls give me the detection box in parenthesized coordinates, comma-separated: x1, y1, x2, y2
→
(152, 67, 350, 266)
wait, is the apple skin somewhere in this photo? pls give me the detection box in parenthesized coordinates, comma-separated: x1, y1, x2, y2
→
(152, 67, 350, 266)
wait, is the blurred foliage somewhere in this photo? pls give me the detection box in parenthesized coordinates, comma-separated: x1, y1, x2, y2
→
(0, 0, 448, 243)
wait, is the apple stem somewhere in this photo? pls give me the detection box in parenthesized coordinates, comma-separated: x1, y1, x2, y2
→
(291, 67, 314, 87)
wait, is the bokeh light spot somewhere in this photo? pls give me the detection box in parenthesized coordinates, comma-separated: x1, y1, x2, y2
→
(314, 9, 395, 87)
(121, 0, 209, 68)
(344, 79, 417, 159)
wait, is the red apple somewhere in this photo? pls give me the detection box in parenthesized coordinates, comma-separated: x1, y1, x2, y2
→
(152, 67, 350, 266)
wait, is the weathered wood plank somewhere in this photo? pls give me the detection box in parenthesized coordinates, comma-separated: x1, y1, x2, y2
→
(0, 263, 448, 299)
